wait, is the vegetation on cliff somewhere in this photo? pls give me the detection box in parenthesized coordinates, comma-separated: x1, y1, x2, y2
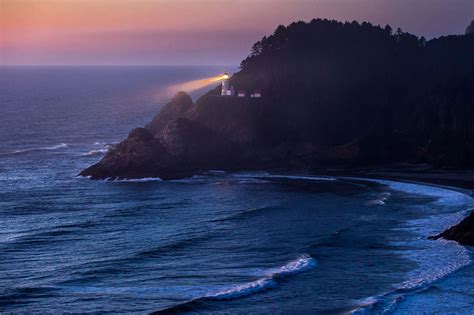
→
(467, 20, 474, 35)
(231, 19, 474, 166)
(81, 18, 474, 180)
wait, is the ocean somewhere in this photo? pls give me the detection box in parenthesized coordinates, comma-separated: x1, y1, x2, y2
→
(1, 66, 474, 314)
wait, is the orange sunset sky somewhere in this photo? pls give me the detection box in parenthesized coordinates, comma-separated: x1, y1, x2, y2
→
(1, 0, 473, 65)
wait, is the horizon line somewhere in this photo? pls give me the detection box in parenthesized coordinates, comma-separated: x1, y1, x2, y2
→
(0, 64, 239, 68)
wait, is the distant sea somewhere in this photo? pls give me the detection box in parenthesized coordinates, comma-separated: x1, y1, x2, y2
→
(1, 66, 474, 314)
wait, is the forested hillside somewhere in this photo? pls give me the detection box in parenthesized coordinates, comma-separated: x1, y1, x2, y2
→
(82, 19, 474, 180)
(226, 19, 474, 166)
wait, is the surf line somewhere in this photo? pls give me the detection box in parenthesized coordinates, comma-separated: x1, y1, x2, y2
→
(152, 254, 317, 314)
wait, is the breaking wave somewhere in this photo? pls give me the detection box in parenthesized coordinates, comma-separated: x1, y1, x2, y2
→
(205, 278, 277, 300)
(348, 178, 473, 314)
(208, 254, 316, 300)
(260, 174, 337, 182)
(153, 254, 317, 313)
(81, 143, 116, 157)
(361, 178, 471, 206)
(81, 148, 109, 157)
(365, 192, 391, 206)
(103, 177, 163, 182)
(0, 143, 69, 156)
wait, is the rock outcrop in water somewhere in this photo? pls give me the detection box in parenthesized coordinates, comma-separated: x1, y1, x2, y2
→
(430, 211, 474, 246)
(81, 19, 474, 180)
(80, 127, 182, 180)
(80, 92, 252, 179)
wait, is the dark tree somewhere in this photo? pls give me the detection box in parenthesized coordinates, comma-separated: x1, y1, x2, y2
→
(231, 18, 474, 166)
(467, 20, 474, 34)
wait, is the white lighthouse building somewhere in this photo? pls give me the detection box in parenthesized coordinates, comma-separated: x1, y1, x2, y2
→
(221, 72, 233, 96)
(220, 71, 262, 98)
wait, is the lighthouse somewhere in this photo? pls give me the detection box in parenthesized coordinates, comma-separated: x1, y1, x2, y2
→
(221, 72, 232, 96)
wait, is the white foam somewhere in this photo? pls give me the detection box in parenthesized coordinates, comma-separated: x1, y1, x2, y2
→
(104, 177, 163, 182)
(206, 254, 317, 301)
(82, 143, 116, 157)
(350, 236, 471, 314)
(237, 178, 270, 184)
(44, 143, 68, 150)
(361, 178, 471, 206)
(364, 199, 385, 206)
(397, 239, 470, 291)
(347, 177, 473, 314)
(206, 278, 277, 300)
(234, 173, 337, 182)
(263, 253, 317, 277)
(1, 143, 69, 156)
(364, 192, 391, 206)
(264, 174, 338, 182)
(81, 148, 108, 157)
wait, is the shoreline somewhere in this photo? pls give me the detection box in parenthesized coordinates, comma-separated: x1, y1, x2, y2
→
(320, 167, 474, 191)
(321, 168, 474, 247)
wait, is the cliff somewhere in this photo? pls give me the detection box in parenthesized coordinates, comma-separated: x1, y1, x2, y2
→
(80, 93, 260, 180)
(80, 18, 474, 180)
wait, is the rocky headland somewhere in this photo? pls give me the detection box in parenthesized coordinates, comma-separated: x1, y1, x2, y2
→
(81, 19, 474, 181)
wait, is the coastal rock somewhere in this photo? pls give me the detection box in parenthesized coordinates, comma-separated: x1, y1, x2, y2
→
(79, 92, 247, 180)
(146, 91, 193, 136)
(157, 117, 239, 167)
(79, 128, 187, 180)
(186, 94, 261, 145)
(429, 211, 474, 246)
(81, 19, 474, 180)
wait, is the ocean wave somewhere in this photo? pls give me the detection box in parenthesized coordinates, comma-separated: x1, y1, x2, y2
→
(153, 254, 317, 313)
(81, 148, 109, 157)
(261, 253, 317, 278)
(207, 254, 316, 301)
(135, 233, 213, 259)
(82, 143, 116, 157)
(169, 175, 208, 183)
(262, 174, 337, 182)
(364, 192, 391, 206)
(205, 278, 277, 300)
(350, 239, 470, 314)
(103, 177, 163, 182)
(44, 143, 69, 150)
(209, 206, 276, 223)
(206, 254, 317, 301)
(359, 178, 471, 206)
(0, 143, 69, 156)
(347, 178, 473, 314)
(236, 178, 271, 184)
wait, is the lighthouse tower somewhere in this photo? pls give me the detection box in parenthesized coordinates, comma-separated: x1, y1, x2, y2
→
(221, 72, 231, 96)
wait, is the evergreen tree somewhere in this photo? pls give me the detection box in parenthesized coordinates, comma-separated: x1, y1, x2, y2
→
(467, 20, 474, 34)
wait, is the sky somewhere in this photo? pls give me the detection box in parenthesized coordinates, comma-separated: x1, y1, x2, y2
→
(1, 0, 473, 66)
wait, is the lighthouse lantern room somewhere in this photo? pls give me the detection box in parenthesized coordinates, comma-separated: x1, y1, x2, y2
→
(221, 72, 233, 96)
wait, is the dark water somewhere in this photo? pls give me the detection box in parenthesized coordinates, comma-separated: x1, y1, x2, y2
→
(1, 67, 474, 314)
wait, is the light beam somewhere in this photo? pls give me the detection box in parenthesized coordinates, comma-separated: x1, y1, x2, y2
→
(167, 74, 229, 94)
